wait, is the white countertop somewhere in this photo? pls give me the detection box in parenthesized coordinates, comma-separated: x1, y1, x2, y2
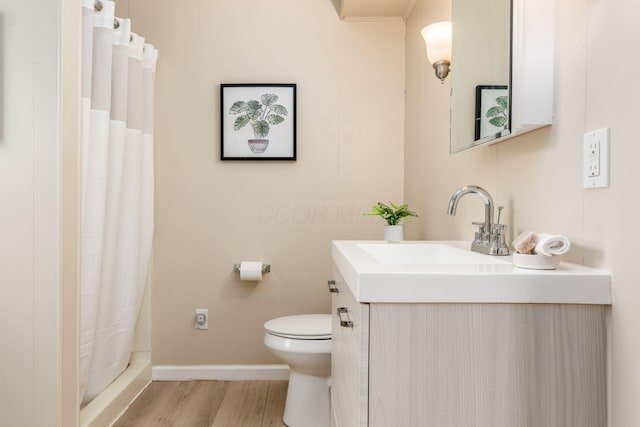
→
(332, 240, 611, 304)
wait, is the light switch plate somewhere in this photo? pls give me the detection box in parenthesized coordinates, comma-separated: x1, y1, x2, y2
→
(583, 128, 610, 189)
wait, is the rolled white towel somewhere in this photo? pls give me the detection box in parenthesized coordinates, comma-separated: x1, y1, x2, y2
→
(534, 233, 571, 256)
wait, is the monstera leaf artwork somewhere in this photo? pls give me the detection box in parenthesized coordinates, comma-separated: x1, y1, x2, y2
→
(229, 94, 288, 140)
(221, 84, 297, 160)
(486, 95, 508, 130)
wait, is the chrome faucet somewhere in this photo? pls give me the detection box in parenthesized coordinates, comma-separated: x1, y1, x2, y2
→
(447, 185, 509, 256)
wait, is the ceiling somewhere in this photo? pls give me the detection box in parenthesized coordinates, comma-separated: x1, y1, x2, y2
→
(331, 0, 416, 18)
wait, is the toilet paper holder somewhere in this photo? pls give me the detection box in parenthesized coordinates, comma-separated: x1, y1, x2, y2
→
(233, 263, 271, 273)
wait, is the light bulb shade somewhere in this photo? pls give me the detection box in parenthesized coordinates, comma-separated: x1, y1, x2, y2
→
(421, 21, 452, 65)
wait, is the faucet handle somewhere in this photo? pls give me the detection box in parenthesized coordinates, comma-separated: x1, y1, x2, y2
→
(491, 223, 508, 237)
(490, 223, 508, 249)
(471, 222, 489, 243)
(496, 206, 504, 225)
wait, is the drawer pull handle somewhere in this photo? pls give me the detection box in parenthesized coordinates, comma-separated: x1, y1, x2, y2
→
(327, 280, 339, 293)
(337, 307, 353, 328)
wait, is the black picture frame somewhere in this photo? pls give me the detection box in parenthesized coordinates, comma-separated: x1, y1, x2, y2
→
(220, 83, 297, 160)
(474, 85, 510, 142)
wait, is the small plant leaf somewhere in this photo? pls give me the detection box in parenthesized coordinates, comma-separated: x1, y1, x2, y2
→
(247, 103, 263, 120)
(485, 106, 504, 117)
(363, 201, 418, 225)
(496, 96, 509, 108)
(229, 101, 249, 114)
(267, 114, 285, 125)
(489, 116, 507, 127)
(233, 115, 250, 130)
(270, 104, 288, 115)
(247, 99, 263, 120)
(253, 120, 270, 138)
(247, 100, 261, 110)
(261, 94, 278, 107)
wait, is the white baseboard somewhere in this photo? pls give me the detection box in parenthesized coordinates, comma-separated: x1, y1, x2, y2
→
(152, 364, 290, 381)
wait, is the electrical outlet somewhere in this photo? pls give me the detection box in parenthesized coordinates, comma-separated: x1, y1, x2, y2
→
(586, 140, 600, 177)
(195, 308, 208, 330)
(583, 128, 610, 189)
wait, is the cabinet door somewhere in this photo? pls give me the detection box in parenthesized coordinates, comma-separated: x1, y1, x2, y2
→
(330, 266, 369, 427)
(367, 303, 608, 427)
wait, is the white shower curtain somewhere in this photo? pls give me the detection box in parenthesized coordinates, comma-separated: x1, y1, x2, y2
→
(80, 0, 158, 405)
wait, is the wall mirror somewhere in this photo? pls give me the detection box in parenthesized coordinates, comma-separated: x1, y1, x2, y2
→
(449, 0, 554, 154)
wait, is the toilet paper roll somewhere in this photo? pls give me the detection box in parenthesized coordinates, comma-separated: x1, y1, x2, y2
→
(239, 261, 263, 281)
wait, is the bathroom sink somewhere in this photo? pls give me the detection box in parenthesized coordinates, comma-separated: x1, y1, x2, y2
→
(356, 242, 511, 265)
(332, 240, 611, 304)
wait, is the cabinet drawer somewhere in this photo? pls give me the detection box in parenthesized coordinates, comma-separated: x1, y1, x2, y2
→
(330, 266, 369, 427)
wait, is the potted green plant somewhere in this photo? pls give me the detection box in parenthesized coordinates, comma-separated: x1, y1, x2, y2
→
(229, 94, 288, 153)
(363, 202, 418, 241)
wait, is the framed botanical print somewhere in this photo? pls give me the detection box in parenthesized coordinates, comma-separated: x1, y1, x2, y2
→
(221, 83, 297, 160)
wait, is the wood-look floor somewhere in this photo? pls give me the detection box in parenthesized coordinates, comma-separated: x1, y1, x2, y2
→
(114, 380, 288, 427)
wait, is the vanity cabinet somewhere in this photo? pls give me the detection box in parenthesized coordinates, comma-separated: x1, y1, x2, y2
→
(330, 269, 369, 427)
(330, 265, 608, 427)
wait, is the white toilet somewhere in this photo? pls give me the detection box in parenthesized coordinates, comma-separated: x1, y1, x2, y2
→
(264, 314, 332, 427)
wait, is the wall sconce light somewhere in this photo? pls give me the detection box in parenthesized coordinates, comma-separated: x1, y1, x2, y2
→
(421, 21, 452, 83)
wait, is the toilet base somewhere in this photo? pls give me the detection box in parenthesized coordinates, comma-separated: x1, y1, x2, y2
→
(283, 370, 330, 427)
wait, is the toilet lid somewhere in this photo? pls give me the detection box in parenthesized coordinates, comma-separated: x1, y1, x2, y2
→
(264, 314, 332, 339)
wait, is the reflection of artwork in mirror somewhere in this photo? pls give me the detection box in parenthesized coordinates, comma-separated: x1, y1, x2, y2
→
(475, 85, 509, 141)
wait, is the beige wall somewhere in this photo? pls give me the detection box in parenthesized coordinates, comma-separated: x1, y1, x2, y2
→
(126, 0, 405, 365)
(406, 0, 640, 425)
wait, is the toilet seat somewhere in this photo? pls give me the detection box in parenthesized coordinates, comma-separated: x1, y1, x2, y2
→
(264, 314, 331, 340)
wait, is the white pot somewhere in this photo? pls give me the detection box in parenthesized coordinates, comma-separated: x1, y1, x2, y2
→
(383, 225, 404, 242)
